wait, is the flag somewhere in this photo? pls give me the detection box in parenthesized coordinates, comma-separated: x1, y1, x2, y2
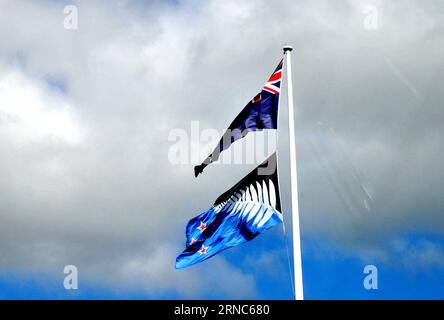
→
(194, 60, 283, 177)
(176, 153, 283, 269)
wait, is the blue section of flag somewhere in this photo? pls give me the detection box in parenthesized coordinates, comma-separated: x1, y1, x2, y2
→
(213, 60, 283, 155)
(175, 202, 283, 269)
(177, 154, 283, 269)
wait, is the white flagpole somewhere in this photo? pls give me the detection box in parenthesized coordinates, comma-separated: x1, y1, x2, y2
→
(283, 45, 304, 300)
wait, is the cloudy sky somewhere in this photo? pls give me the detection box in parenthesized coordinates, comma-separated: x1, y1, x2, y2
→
(0, 0, 443, 299)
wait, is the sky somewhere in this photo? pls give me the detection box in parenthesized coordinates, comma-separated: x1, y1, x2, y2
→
(0, 0, 443, 299)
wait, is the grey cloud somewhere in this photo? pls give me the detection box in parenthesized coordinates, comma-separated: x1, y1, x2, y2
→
(0, 0, 443, 297)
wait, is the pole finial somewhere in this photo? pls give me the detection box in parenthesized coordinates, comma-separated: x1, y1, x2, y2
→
(283, 44, 293, 53)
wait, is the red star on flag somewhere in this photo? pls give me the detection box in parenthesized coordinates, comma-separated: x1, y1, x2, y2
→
(190, 237, 197, 245)
(197, 221, 206, 232)
(198, 245, 208, 255)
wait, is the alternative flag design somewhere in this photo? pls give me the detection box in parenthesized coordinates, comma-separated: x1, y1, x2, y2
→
(176, 153, 283, 269)
(194, 60, 283, 177)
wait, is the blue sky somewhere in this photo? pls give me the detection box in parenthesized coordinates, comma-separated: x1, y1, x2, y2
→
(0, 0, 443, 299)
(1, 230, 443, 299)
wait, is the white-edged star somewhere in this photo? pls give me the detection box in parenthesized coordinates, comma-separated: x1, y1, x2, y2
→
(197, 221, 206, 232)
(198, 245, 209, 255)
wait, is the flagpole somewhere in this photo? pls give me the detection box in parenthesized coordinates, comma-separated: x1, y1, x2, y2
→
(283, 45, 304, 300)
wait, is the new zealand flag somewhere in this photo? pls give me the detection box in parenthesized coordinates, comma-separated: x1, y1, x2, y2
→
(176, 153, 283, 269)
(194, 60, 283, 177)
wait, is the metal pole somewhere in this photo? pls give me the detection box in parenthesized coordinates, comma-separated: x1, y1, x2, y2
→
(283, 44, 304, 300)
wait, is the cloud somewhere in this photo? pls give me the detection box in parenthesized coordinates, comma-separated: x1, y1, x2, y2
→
(0, 0, 443, 297)
(0, 67, 82, 145)
(118, 244, 257, 298)
(390, 238, 444, 271)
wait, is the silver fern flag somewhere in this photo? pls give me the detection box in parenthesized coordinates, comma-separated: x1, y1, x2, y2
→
(176, 153, 283, 269)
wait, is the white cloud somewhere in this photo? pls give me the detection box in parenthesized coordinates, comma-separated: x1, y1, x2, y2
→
(0, 67, 82, 145)
(391, 239, 444, 271)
